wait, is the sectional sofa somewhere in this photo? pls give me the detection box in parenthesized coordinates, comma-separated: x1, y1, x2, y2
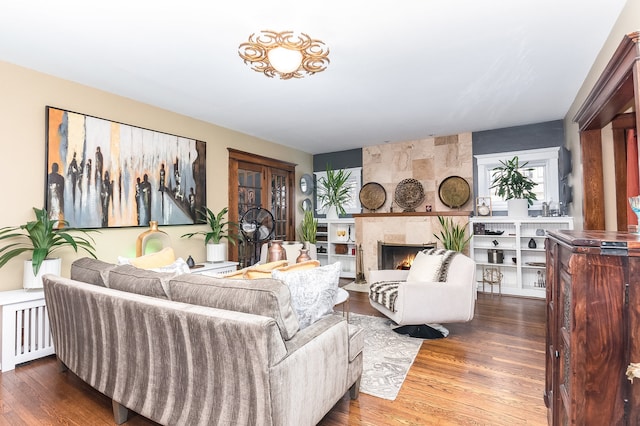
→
(42, 258, 363, 425)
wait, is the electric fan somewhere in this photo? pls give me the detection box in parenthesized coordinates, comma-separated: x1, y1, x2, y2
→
(240, 207, 275, 265)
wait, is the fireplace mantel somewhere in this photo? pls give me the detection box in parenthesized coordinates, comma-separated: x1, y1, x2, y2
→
(354, 211, 472, 218)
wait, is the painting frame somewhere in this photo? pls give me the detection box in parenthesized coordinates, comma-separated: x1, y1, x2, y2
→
(45, 106, 207, 229)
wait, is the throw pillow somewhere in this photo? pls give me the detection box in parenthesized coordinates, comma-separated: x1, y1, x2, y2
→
(245, 260, 289, 279)
(272, 261, 340, 329)
(405, 250, 444, 282)
(275, 259, 320, 273)
(127, 247, 176, 269)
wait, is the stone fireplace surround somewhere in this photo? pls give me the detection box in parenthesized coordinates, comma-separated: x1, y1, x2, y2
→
(355, 133, 473, 281)
(354, 211, 471, 282)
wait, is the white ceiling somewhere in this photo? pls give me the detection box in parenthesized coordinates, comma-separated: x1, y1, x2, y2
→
(0, 1, 628, 154)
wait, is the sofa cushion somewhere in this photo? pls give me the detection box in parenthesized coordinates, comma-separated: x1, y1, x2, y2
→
(70, 257, 116, 287)
(169, 274, 300, 340)
(126, 247, 176, 269)
(272, 262, 340, 329)
(275, 260, 320, 272)
(107, 264, 173, 299)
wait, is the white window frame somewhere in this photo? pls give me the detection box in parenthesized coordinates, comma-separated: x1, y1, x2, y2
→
(475, 147, 559, 212)
(314, 167, 362, 215)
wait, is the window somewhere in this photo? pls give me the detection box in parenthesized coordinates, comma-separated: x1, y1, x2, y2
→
(475, 147, 559, 212)
(314, 167, 362, 215)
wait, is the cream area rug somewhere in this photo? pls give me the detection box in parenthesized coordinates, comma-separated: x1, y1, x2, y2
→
(349, 313, 423, 400)
(343, 282, 369, 293)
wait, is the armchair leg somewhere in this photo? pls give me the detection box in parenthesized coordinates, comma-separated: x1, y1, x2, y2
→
(112, 400, 130, 425)
(349, 378, 361, 400)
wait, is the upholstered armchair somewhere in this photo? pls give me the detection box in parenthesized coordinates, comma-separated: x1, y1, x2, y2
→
(368, 251, 476, 330)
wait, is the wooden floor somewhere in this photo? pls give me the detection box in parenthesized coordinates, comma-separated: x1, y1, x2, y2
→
(0, 292, 547, 426)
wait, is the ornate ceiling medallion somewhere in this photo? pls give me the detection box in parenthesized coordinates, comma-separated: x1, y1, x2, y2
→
(238, 30, 330, 80)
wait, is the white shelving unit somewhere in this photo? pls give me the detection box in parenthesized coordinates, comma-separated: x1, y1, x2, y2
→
(316, 219, 356, 278)
(469, 216, 573, 298)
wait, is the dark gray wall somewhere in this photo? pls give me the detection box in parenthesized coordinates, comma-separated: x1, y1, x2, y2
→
(473, 120, 564, 155)
(313, 148, 362, 172)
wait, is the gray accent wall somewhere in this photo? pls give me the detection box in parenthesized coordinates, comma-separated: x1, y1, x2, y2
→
(313, 148, 362, 172)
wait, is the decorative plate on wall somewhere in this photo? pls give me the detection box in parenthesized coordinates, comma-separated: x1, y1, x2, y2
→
(438, 176, 471, 208)
(359, 182, 386, 211)
(394, 178, 425, 212)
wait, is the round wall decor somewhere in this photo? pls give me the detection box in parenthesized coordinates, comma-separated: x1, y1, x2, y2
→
(394, 178, 425, 212)
(359, 182, 386, 211)
(438, 176, 470, 208)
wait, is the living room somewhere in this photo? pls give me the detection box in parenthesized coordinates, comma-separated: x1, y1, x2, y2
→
(1, 1, 640, 425)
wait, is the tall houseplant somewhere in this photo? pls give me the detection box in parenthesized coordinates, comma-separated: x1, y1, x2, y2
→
(318, 166, 352, 219)
(434, 215, 471, 252)
(489, 155, 537, 217)
(0, 207, 97, 289)
(181, 206, 237, 262)
(298, 209, 317, 244)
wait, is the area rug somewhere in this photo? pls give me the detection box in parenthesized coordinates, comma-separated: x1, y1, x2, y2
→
(349, 313, 423, 400)
(343, 281, 369, 293)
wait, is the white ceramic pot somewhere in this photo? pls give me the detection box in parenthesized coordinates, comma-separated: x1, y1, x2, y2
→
(326, 205, 339, 220)
(507, 199, 529, 217)
(23, 258, 61, 290)
(206, 243, 226, 263)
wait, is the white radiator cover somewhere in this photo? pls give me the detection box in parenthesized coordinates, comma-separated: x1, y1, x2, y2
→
(1, 290, 55, 372)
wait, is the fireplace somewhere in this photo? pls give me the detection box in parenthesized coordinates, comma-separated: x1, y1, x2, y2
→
(378, 242, 435, 270)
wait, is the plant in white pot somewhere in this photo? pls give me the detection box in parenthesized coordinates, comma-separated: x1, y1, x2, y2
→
(0, 207, 97, 289)
(298, 208, 318, 256)
(317, 166, 352, 220)
(181, 206, 237, 263)
(490, 156, 537, 217)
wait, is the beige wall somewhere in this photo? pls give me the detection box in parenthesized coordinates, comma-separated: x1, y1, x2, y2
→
(563, 0, 640, 230)
(0, 61, 312, 291)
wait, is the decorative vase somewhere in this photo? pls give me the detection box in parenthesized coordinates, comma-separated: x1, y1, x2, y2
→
(507, 199, 528, 217)
(296, 248, 311, 263)
(23, 258, 61, 290)
(528, 238, 537, 249)
(326, 205, 339, 220)
(206, 243, 226, 263)
(186, 255, 196, 268)
(267, 240, 286, 262)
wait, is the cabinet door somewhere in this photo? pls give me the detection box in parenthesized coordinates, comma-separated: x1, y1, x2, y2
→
(544, 238, 558, 417)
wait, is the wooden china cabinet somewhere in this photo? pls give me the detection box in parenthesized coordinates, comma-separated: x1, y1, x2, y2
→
(545, 230, 640, 425)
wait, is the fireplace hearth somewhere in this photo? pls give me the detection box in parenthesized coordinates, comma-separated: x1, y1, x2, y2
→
(378, 242, 435, 270)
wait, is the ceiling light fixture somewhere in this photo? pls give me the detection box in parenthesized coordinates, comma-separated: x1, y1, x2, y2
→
(238, 30, 330, 80)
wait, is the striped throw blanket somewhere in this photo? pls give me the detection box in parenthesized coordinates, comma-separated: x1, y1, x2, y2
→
(369, 248, 459, 312)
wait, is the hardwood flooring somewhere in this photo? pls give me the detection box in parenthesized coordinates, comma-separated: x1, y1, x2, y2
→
(0, 292, 547, 426)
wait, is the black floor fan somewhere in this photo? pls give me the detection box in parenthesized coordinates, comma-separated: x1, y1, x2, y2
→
(239, 207, 275, 266)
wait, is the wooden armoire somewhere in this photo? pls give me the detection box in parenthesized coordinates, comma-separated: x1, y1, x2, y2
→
(545, 230, 640, 424)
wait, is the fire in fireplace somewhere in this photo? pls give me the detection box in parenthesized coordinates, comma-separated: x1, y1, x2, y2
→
(378, 242, 435, 270)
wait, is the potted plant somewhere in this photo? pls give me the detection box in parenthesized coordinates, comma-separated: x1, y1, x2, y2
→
(433, 215, 471, 252)
(181, 206, 237, 262)
(0, 207, 97, 289)
(298, 209, 317, 244)
(317, 165, 352, 219)
(489, 155, 537, 217)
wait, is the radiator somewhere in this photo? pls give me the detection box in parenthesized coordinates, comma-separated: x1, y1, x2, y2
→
(1, 291, 55, 372)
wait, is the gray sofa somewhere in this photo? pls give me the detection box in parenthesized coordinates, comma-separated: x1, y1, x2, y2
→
(42, 258, 363, 426)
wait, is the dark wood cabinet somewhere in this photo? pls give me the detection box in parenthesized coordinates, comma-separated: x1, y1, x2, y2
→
(545, 230, 640, 425)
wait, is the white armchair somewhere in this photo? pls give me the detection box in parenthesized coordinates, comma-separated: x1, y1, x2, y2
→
(369, 253, 476, 327)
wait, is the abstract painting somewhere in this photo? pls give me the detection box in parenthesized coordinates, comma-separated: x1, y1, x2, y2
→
(45, 106, 206, 228)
